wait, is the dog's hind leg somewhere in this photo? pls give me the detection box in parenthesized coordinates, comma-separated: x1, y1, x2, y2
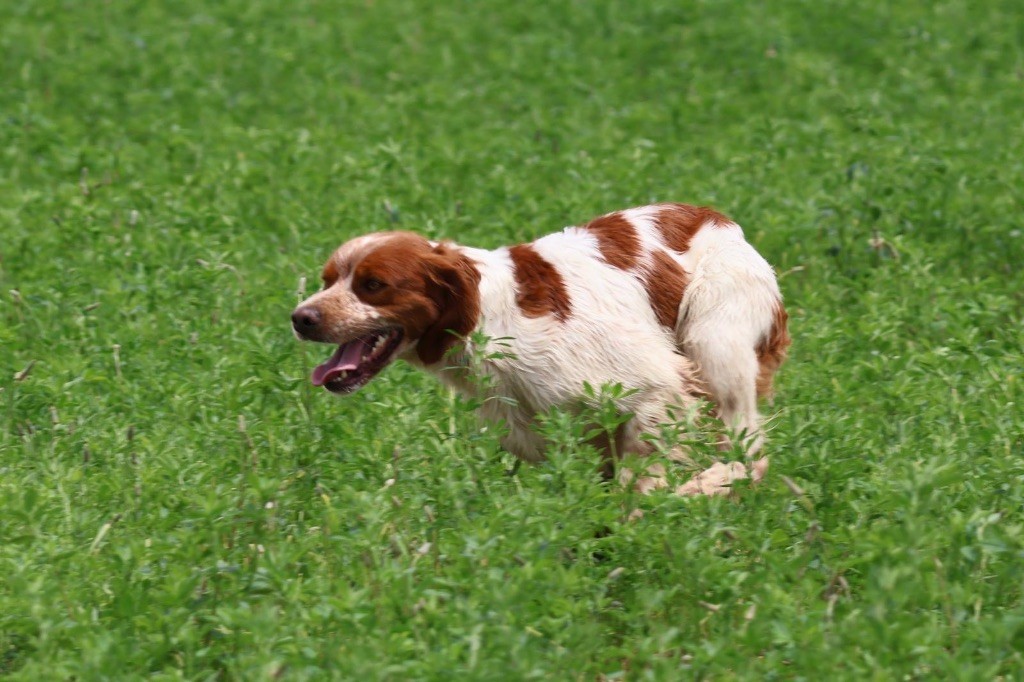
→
(669, 338, 771, 497)
(671, 230, 789, 495)
(688, 334, 766, 455)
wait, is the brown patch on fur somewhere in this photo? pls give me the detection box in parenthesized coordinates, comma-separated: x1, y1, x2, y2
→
(755, 303, 791, 397)
(654, 203, 731, 253)
(416, 244, 482, 365)
(508, 244, 572, 321)
(643, 251, 688, 329)
(348, 233, 481, 365)
(320, 259, 340, 288)
(583, 212, 642, 270)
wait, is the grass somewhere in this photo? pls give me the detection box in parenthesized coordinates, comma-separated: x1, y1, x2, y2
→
(2, 0, 1023, 678)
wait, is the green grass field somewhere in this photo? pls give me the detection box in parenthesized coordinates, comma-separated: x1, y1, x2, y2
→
(2, 0, 1023, 678)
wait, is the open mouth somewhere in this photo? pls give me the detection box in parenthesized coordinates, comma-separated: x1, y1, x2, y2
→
(310, 329, 404, 394)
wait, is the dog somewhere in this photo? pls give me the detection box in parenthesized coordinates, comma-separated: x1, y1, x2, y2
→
(292, 203, 789, 495)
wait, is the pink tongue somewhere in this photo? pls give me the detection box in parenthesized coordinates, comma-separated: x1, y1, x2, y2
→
(311, 339, 370, 386)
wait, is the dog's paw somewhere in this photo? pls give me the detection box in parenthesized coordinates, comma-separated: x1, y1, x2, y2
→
(675, 457, 768, 497)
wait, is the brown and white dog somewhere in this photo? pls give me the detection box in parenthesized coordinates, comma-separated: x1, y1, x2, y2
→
(292, 203, 789, 495)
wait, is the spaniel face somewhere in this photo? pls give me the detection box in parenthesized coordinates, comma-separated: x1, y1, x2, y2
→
(291, 231, 480, 394)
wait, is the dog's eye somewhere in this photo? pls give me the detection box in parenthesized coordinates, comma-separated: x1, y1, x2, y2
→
(362, 278, 386, 292)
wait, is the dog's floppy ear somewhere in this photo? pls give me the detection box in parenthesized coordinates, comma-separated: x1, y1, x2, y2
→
(417, 244, 481, 365)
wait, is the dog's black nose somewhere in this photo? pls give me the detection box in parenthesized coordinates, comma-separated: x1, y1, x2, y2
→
(292, 306, 322, 332)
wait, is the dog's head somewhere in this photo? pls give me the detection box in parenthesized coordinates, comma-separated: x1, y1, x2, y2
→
(292, 231, 480, 394)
